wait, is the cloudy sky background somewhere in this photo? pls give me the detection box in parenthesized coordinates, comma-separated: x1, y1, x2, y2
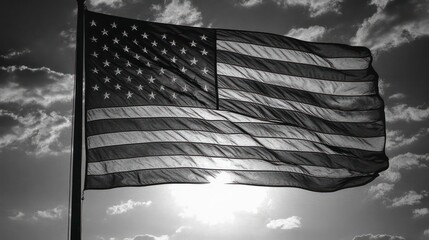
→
(1, 0, 429, 239)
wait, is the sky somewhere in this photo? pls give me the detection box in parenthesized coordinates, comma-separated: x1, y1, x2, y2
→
(0, 0, 429, 240)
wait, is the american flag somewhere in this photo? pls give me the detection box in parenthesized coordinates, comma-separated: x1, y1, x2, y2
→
(84, 10, 388, 191)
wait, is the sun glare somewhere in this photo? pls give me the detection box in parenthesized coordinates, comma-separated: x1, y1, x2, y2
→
(170, 173, 268, 225)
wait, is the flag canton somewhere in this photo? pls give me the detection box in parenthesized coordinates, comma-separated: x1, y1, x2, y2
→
(85, 11, 216, 110)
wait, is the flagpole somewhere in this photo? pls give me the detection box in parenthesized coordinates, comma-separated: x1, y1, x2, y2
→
(70, 0, 85, 240)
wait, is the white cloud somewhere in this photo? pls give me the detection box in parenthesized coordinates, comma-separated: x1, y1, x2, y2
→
(151, 0, 203, 27)
(1, 49, 31, 59)
(175, 226, 191, 233)
(33, 206, 65, 220)
(388, 93, 405, 100)
(386, 104, 429, 122)
(266, 216, 302, 230)
(424, 228, 429, 237)
(0, 65, 74, 107)
(0, 109, 71, 156)
(124, 234, 169, 240)
(106, 199, 151, 215)
(60, 28, 76, 49)
(389, 190, 428, 208)
(386, 128, 429, 150)
(273, 0, 343, 17)
(368, 183, 394, 200)
(8, 211, 25, 221)
(88, 0, 124, 9)
(351, 0, 429, 55)
(352, 233, 405, 240)
(286, 25, 327, 41)
(236, 0, 263, 8)
(412, 208, 429, 218)
(381, 152, 429, 183)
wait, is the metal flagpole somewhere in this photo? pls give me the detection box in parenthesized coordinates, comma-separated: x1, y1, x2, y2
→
(70, 0, 85, 240)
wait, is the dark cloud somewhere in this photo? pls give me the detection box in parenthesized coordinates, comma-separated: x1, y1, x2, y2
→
(353, 233, 405, 240)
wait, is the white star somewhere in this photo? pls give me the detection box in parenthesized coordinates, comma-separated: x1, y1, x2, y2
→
(103, 60, 110, 67)
(161, 34, 167, 39)
(148, 76, 155, 83)
(104, 76, 111, 83)
(136, 68, 142, 75)
(159, 68, 165, 74)
(151, 40, 158, 47)
(153, 56, 159, 61)
(90, 20, 96, 26)
(203, 84, 209, 92)
(126, 61, 131, 67)
(114, 53, 120, 59)
(122, 31, 128, 37)
(104, 92, 110, 99)
(115, 84, 121, 90)
(190, 57, 198, 65)
(133, 39, 138, 45)
(137, 84, 143, 91)
(200, 35, 207, 40)
(92, 84, 99, 91)
(201, 67, 209, 74)
(123, 46, 129, 52)
(102, 45, 109, 51)
(172, 92, 177, 99)
(180, 48, 187, 54)
(131, 25, 137, 30)
(181, 66, 187, 73)
(190, 40, 197, 47)
(92, 68, 98, 74)
(201, 49, 208, 55)
(149, 91, 156, 99)
(170, 40, 176, 46)
(113, 38, 119, 44)
(111, 22, 117, 28)
(146, 61, 151, 67)
(171, 56, 177, 63)
(91, 36, 97, 42)
(161, 49, 167, 54)
(126, 91, 133, 99)
(102, 29, 108, 35)
(91, 51, 98, 58)
(126, 76, 132, 82)
(141, 32, 148, 39)
(142, 47, 148, 53)
(182, 84, 188, 92)
(171, 76, 177, 83)
(134, 54, 140, 60)
(114, 68, 122, 75)
(160, 85, 165, 91)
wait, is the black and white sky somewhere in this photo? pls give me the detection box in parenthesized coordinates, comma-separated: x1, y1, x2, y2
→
(1, 0, 429, 240)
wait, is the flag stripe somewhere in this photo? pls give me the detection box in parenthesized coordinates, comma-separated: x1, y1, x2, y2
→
(217, 50, 377, 82)
(216, 29, 371, 58)
(220, 99, 385, 137)
(219, 89, 381, 123)
(86, 118, 385, 151)
(217, 40, 370, 70)
(87, 142, 388, 173)
(218, 76, 383, 111)
(85, 168, 379, 192)
(217, 63, 376, 96)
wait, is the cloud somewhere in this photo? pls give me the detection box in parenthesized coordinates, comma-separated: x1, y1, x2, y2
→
(175, 226, 191, 233)
(266, 216, 302, 230)
(351, 0, 429, 55)
(273, 0, 343, 17)
(352, 233, 405, 240)
(424, 229, 429, 237)
(412, 208, 429, 218)
(0, 65, 74, 107)
(106, 199, 151, 215)
(0, 109, 71, 156)
(33, 206, 65, 220)
(1, 49, 31, 59)
(388, 93, 405, 100)
(8, 211, 25, 221)
(368, 183, 394, 200)
(381, 152, 429, 183)
(60, 28, 76, 49)
(124, 234, 169, 240)
(386, 128, 429, 150)
(286, 25, 327, 41)
(386, 104, 429, 122)
(236, 0, 263, 7)
(151, 0, 203, 27)
(389, 190, 428, 208)
(88, 0, 124, 9)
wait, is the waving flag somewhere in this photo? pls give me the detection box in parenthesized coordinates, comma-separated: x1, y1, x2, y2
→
(84, 10, 387, 191)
